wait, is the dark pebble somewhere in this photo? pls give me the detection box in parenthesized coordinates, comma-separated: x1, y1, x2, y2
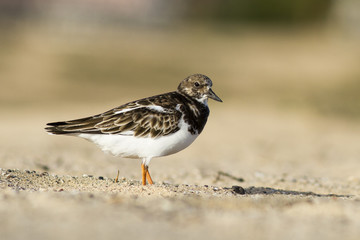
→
(232, 185, 245, 195)
(98, 176, 104, 180)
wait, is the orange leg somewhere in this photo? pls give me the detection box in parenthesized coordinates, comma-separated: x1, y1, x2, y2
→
(141, 163, 146, 185)
(146, 166, 153, 185)
(141, 163, 154, 185)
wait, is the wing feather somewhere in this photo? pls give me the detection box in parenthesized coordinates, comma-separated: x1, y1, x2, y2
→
(46, 104, 182, 138)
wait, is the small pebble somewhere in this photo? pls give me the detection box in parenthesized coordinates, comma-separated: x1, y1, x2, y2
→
(98, 176, 104, 180)
(232, 185, 245, 195)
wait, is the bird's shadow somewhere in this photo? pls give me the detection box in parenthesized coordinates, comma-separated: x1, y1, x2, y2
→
(216, 171, 352, 198)
(225, 185, 352, 198)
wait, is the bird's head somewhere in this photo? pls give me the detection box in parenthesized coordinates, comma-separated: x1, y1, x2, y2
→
(177, 74, 222, 104)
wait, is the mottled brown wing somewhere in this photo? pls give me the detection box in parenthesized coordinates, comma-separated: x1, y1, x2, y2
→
(46, 105, 182, 138)
(97, 106, 182, 137)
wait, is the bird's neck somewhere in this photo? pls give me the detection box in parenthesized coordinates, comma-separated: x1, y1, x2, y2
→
(177, 93, 210, 135)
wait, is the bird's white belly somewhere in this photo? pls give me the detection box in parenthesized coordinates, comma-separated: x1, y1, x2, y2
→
(78, 123, 198, 159)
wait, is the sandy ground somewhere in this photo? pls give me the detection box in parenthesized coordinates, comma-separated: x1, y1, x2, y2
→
(1, 104, 360, 240)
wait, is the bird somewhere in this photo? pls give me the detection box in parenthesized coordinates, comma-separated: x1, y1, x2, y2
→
(45, 74, 222, 185)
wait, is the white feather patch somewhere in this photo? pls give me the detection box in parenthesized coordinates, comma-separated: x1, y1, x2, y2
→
(114, 105, 167, 115)
(114, 107, 142, 115)
(77, 118, 198, 160)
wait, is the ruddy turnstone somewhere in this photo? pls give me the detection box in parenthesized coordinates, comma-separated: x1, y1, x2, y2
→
(45, 74, 222, 185)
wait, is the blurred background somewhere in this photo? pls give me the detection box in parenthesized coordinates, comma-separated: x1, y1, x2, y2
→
(1, 0, 360, 116)
(0, 0, 360, 180)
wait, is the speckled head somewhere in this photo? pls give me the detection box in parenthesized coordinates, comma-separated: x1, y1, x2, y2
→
(177, 74, 222, 103)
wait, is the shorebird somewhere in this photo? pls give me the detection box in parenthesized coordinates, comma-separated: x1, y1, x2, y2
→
(45, 74, 222, 185)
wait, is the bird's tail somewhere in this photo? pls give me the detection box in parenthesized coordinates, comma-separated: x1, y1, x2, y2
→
(45, 121, 71, 135)
(45, 116, 103, 135)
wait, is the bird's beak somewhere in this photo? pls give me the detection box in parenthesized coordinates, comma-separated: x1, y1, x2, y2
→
(207, 88, 223, 102)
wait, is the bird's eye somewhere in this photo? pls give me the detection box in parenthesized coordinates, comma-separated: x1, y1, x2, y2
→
(194, 82, 200, 87)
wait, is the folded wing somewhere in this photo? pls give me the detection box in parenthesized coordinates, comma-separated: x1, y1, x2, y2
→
(45, 104, 182, 138)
